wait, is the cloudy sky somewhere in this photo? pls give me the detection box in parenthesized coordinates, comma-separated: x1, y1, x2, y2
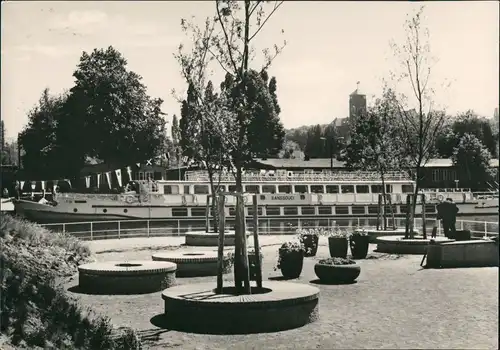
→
(1, 1, 498, 140)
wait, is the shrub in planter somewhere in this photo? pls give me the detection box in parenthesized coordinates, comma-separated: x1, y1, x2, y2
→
(314, 257, 361, 284)
(297, 228, 321, 257)
(327, 228, 351, 258)
(275, 241, 304, 279)
(350, 228, 370, 259)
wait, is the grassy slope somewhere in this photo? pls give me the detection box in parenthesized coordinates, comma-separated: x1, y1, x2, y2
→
(0, 213, 142, 349)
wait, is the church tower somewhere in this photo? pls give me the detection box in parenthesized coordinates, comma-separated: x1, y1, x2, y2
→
(349, 81, 367, 120)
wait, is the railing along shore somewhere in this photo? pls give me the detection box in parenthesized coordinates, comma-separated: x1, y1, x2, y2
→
(40, 217, 499, 242)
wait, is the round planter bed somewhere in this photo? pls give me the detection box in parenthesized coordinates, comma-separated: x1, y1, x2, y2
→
(185, 231, 251, 247)
(376, 236, 454, 255)
(152, 251, 231, 277)
(363, 228, 420, 243)
(78, 260, 177, 294)
(314, 258, 360, 284)
(161, 281, 319, 334)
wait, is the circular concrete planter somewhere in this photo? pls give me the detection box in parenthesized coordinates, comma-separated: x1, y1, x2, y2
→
(376, 236, 454, 255)
(78, 260, 177, 294)
(364, 228, 419, 243)
(185, 231, 251, 247)
(314, 262, 361, 283)
(161, 281, 319, 334)
(152, 251, 230, 277)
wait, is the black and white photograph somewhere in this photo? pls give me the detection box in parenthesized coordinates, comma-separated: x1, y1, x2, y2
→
(1, 1, 498, 349)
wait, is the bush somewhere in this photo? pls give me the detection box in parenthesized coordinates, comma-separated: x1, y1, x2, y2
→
(0, 213, 142, 349)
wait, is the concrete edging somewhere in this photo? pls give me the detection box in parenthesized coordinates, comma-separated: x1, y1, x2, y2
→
(78, 260, 177, 294)
(161, 281, 320, 334)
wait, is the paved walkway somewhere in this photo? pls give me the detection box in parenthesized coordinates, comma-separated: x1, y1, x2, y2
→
(87, 234, 299, 254)
(69, 242, 498, 349)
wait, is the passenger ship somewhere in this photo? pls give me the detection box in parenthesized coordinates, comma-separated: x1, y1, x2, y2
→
(12, 169, 498, 224)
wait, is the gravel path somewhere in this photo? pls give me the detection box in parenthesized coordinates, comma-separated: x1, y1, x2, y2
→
(67, 237, 498, 350)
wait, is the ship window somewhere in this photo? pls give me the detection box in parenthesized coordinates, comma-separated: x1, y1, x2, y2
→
(172, 208, 188, 217)
(301, 206, 315, 215)
(341, 185, 354, 194)
(266, 206, 281, 216)
(294, 185, 308, 193)
(325, 185, 339, 194)
(228, 185, 237, 192)
(245, 185, 260, 193)
(352, 206, 366, 215)
(425, 205, 436, 213)
(247, 206, 263, 216)
(368, 206, 379, 214)
(402, 185, 414, 193)
(229, 207, 236, 216)
(217, 185, 227, 193)
(310, 185, 324, 194)
(262, 185, 276, 193)
(318, 206, 332, 215)
(386, 185, 393, 193)
(164, 185, 179, 195)
(336, 206, 349, 215)
(103, 209, 107, 213)
(371, 185, 383, 193)
(283, 207, 298, 215)
(123, 209, 128, 213)
(183, 185, 191, 194)
(278, 185, 292, 193)
(153, 171, 162, 180)
(73, 208, 78, 213)
(191, 208, 206, 216)
(194, 185, 209, 194)
(356, 185, 369, 194)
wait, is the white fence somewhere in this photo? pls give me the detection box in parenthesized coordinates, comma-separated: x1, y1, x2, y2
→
(40, 217, 499, 241)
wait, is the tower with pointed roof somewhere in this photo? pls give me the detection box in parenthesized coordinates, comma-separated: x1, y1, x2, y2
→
(349, 81, 367, 120)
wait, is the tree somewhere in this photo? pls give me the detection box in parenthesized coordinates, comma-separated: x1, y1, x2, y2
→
(436, 111, 498, 158)
(304, 125, 324, 159)
(18, 89, 71, 177)
(171, 114, 182, 166)
(279, 140, 302, 159)
(180, 81, 227, 231)
(452, 133, 493, 189)
(68, 46, 166, 167)
(344, 91, 407, 229)
(389, 6, 446, 238)
(176, 0, 285, 294)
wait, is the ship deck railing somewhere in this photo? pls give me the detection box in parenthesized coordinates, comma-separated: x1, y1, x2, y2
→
(40, 217, 499, 242)
(184, 170, 412, 182)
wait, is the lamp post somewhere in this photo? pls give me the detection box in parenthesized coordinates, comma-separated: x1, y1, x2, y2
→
(454, 179, 459, 190)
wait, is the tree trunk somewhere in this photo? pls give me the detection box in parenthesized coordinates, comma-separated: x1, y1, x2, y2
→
(381, 172, 387, 230)
(234, 163, 251, 294)
(208, 170, 219, 233)
(409, 167, 421, 239)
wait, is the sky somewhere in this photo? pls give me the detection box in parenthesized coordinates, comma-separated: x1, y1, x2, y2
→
(1, 1, 499, 141)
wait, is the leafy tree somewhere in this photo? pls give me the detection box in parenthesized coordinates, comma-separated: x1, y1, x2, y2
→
(279, 140, 302, 159)
(18, 89, 71, 177)
(68, 46, 166, 167)
(180, 81, 227, 231)
(304, 125, 324, 159)
(435, 111, 498, 158)
(389, 6, 446, 238)
(344, 92, 407, 229)
(171, 114, 182, 165)
(452, 133, 493, 189)
(177, 0, 285, 294)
